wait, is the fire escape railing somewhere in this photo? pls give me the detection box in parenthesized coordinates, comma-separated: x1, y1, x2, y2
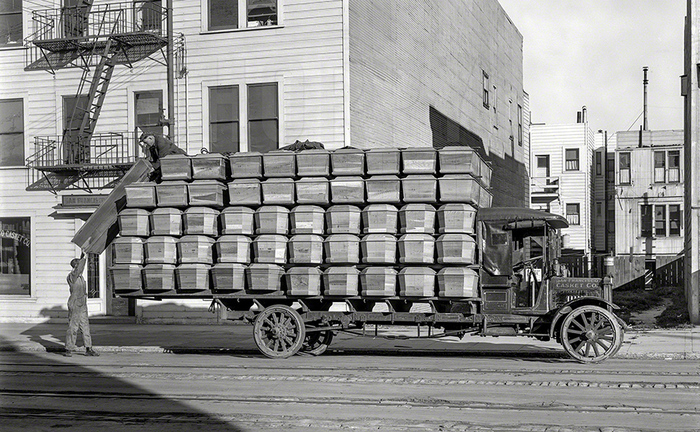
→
(27, 132, 139, 169)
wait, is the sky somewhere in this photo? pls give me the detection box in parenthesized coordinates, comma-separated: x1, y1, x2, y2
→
(498, 1, 686, 134)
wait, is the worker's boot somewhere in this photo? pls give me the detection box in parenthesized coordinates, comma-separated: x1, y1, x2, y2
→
(85, 347, 100, 357)
(64, 350, 73, 357)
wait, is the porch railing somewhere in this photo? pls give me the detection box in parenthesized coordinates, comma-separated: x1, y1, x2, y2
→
(27, 132, 139, 169)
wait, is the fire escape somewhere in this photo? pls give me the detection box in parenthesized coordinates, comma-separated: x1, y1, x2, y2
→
(24, 1, 173, 193)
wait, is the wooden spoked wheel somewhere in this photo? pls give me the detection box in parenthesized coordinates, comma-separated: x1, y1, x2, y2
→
(560, 305, 623, 363)
(301, 330, 334, 356)
(253, 305, 306, 359)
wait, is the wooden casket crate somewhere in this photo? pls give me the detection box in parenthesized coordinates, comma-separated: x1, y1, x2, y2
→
(191, 153, 228, 181)
(229, 152, 263, 179)
(262, 178, 295, 205)
(228, 179, 262, 206)
(296, 149, 330, 177)
(221, 207, 255, 235)
(246, 263, 284, 292)
(144, 236, 178, 264)
(118, 208, 150, 237)
(156, 181, 189, 208)
(362, 204, 398, 234)
(401, 148, 436, 174)
(288, 234, 324, 264)
(323, 266, 359, 296)
(331, 147, 365, 176)
(188, 180, 226, 208)
(160, 154, 192, 181)
(252, 234, 287, 264)
(290, 205, 325, 234)
(142, 263, 176, 292)
(437, 146, 480, 176)
(286, 267, 323, 296)
(366, 148, 400, 175)
(330, 176, 365, 204)
(183, 207, 219, 236)
(109, 264, 143, 294)
(295, 177, 330, 205)
(361, 234, 397, 264)
(437, 204, 476, 234)
(398, 234, 435, 264)
(112, 237, 145, 265)
(365, 175, 401, 204)
(263, 150, 296, 177)
(215, 235, 252, 264)
(177, 235, 215, 264)
(150, 208, 183, 236)
(401, 175, 437, 203)
(211, 263, 246, 293)
(438, 175, 480, 205)
(360, 267, 397, 297)
(326, 205, 361, 234)
(255, 206, 289, 234)
(125, 182, 157, 208)
(436, 234, 476, 264)
(399, 204, 436, 234)
(175, 263, 211, 293)
(398, 267, 436, 297)
(437, 267, 478, 298)
(324, 234, 360, 264)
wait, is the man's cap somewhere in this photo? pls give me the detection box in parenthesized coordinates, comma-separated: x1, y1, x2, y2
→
(70, 258, 80, 268)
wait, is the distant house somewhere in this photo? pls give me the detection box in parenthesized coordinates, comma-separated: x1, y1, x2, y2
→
(0, 0, 527, 322)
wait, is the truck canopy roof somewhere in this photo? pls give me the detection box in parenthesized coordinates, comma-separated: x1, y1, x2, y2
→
(476, 207, 569, 230)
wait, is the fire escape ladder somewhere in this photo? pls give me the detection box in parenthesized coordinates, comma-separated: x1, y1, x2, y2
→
(78, 40, 117, 148)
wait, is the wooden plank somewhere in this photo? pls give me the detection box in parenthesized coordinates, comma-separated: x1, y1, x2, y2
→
(72, 159, 152, 254)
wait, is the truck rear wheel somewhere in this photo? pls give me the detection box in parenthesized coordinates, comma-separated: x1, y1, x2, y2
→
(301, 330, 334, 356)
(253, 305, 306, 359)
(560, 305, 623, 363)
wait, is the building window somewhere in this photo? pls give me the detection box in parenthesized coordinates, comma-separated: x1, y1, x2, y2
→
(669, 204, 682, 236)
(0, 217, 31, 296)
(654, 205, 667, 237)
(0, 98, 24, 166)
(619, 152, 631, 185)
(654, 151, 666, 183)
(248, 82, 278, 153)
(62, 95, 90, 164)
(517, 104, 523, 146)
(0, 0, 22, 46)
(87, 252, 100, 298)
(668, 150, 680, 183)
(595, 151, 602, 176)
(208, 0, 277, 30)
(566, 203, 580, 225)
(596, 201, 602, 217)
(482, 71, 490, 109)
(640, 204, 653, 237)
(565, 148, 579, 171)
(209, 85, 240, 153)
(135, 91, 164, 137)
(136, 0, 163, 32)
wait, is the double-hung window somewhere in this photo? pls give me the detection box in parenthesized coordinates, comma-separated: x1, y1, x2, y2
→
(595, 151, 602, 176)
(640, 204, 653, 237)
(517, 104, 523, 146)
(668, 150, 680, 183)
(482, 71, 490, 109)
(208, 0, 278, 30)
(0, 98, 24, 166)
(0, 0, 22, 46)
(654, 151, 666, 183)
(640, 204, 682, 237)
(566, 203, 580, 225)
(209, 85, 240, 153)
(619, 152, 631, 185)
(654, 205, 667, 237)
(669, 205, 682, 236)
(565, 148, 579, 171)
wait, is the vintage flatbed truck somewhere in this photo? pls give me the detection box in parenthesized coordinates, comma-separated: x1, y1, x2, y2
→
(77, 151, 626, 363)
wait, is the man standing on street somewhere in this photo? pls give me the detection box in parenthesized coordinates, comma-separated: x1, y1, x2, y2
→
(65, 251, 99, 357)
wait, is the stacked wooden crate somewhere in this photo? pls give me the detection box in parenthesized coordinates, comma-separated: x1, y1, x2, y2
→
(109, 146, 491, 300)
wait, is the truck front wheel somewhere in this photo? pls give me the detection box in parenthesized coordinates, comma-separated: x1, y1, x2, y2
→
(560, 305, 623, 363)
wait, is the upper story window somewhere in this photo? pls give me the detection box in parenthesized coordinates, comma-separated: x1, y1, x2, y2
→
(135, 90, 164, 137)
(0, 0, 22, 47)
(482, 71, 490, 109)
(654, 151, 666, 183)
(566, 203, 580, 225)
(0, 98, 24, 166)
(517, 104, 523, 146)
(209, 85, 240, 153)
(565, 148, 579, 171)
(668, 150, 680, 183)
(640, 204, 682, 238)
(654, 149, 681, 183)
(619, 152, 631, 185)
(248, 82, 278, 152)
(208, 0, 278, 31)
(595, 151, 602, 176)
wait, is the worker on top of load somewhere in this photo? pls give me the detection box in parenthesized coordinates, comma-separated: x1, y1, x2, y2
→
(139, 132, 187, 182)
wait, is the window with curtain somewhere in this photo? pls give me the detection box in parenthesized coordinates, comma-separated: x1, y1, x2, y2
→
(565, 203, 580, 225)
(565, 149, 579, 171)
(209, 85, 240, 153)
(248, 82, 278, 153)
(0, 0, 22, 46)
(654, 151, 666, 183)
(619, 152, 631, 185)
(668, 150, 680, 183)
(0, 98, 23, 166)
(669, 204, 681, 236)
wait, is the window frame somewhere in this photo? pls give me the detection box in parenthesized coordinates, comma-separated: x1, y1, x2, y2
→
(134, 90, 164, 137)
(619, 151, 631, 185)
(208, 84, 240, 154)
(669, 204, 682, 236)
(0, 216, 32, 297)
(595, 151, 602, 176)
(0, 0, 22, 47)
(667, 150, 681, 183)
(564, 148, 579, 171)
(653, 150, 666, 183)
(0, 98, 24, 167)
(517, 104, 523, 147)
(640, 204, 653, 238)
(482, 71, 490, 109)
(205, 0, 280, 32)
(565, 203, 580, 226)
(247, 82, 279, 153)
(654, 205, 667, 237)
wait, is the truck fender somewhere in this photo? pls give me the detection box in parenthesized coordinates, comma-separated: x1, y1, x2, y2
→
(549, 297, 625, 339)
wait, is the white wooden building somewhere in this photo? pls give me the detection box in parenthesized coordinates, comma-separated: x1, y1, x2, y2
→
(0, 0, 526, 322)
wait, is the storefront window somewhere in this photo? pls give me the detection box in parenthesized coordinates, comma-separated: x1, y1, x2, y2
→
(0, 217, 31, 296)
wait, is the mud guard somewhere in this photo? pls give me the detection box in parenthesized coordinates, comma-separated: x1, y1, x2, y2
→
(549, 296, 627, 339)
